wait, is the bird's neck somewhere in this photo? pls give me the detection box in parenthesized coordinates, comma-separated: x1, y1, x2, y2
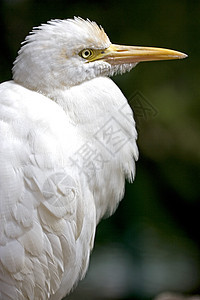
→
(48, 76, 138, 221)
(48, 77, 123, 130)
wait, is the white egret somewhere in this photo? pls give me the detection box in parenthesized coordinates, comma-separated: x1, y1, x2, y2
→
(0, 17, 187, 300)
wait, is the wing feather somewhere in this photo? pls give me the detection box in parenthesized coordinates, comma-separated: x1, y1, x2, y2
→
(19, 218, 44, 256)
(0, 81, 93, 299)
(0, 240, 25, 273)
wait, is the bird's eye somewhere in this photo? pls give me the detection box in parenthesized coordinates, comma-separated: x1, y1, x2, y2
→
(80, 49, 93, 59)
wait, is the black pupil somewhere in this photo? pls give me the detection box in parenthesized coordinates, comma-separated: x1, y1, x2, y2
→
(84, 50, 90, 56)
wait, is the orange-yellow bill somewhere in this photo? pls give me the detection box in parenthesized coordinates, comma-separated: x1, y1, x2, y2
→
(95, 43, 187, 64)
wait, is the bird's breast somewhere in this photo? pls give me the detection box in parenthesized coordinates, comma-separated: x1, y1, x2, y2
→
(55, 77, 138, 222)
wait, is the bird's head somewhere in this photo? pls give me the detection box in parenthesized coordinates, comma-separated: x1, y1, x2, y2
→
(13, 17, 187, 93)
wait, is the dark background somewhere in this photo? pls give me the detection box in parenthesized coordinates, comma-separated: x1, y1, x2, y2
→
(0, 0, 199, 299)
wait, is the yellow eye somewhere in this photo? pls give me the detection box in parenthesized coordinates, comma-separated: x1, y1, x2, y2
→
(80, 49, 93, 59)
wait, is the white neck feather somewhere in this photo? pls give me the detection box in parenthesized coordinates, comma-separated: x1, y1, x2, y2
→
(48, 76, 138, 221)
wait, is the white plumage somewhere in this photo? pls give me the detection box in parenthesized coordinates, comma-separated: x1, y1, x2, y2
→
(0, 17, 186, 300)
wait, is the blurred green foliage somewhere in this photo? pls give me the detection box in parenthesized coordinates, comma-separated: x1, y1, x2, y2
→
(0, 0, 199, 299)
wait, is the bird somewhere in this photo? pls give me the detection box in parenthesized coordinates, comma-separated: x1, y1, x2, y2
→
(0, 17, 187, 300)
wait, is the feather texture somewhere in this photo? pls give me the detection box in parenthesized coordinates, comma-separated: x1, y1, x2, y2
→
(0, 17, 138, 300)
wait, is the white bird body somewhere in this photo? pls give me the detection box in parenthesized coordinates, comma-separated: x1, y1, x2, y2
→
(0, 18, 186, 299)
(0, 77, 137, 299)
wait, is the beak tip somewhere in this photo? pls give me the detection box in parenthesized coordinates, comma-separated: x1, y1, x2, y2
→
(179, 52, 188, 59)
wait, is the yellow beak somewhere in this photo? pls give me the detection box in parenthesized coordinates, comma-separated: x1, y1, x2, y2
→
(97, 44, 187, 64)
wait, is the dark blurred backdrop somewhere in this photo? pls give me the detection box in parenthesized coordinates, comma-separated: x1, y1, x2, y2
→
(0, 0, 199, 299)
